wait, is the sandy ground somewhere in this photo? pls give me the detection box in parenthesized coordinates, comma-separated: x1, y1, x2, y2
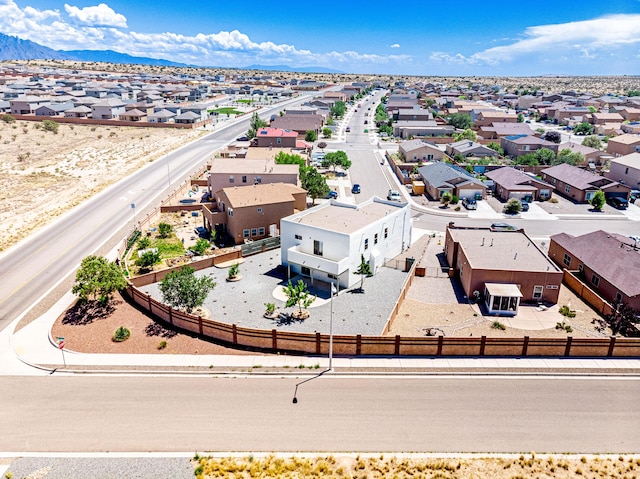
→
(0, 118, 205, 252)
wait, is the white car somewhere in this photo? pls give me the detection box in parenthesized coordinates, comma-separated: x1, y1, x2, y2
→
(387, 189, 401, 201)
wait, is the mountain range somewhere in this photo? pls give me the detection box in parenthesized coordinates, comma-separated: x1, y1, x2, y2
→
(0, 33, 343, 73)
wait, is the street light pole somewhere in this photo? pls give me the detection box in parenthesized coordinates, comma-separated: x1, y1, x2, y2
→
(166, 151, 171, 187)
(329, 282, 337, 370)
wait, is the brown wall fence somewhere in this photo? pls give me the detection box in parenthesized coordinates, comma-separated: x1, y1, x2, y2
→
(11, 114, 206, 129)
(122, 283, 640, 357)
(563, 270, 615, 317)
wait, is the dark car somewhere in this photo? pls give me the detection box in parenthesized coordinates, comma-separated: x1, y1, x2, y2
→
(462, 197, 477, 210)
(236, 136, 249, 141)
(351, 184, 361, 194)
(607, 196, 628, 209)
(345, 127, 351, 132)
(630, 190, 639, 204)
(326, 190, 338, 199)
(194, 226, 209, 237)
(520, 200, 529, 212)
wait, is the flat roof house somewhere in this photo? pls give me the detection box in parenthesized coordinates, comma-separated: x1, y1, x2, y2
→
(445, 224, 563, 315)
(541, 163, 630, 203)
(281, 197, 412, 290)
(549, 230, 640, 311)
(606, 134, 640, 157)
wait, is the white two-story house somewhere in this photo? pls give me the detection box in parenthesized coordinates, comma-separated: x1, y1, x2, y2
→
(280, 197, 412, 290)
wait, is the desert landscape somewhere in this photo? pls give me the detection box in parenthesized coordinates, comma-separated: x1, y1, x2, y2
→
(0, 116, 206, 251)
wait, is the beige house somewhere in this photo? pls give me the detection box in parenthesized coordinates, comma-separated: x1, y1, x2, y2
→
(399, 139, 444, 162)
(207, 183, 307, 245)
(605, 152, 640, 190)
(606, 134, 640, 157)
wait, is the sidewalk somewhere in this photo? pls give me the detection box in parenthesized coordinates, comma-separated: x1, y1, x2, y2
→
(5, 290, 640, 375)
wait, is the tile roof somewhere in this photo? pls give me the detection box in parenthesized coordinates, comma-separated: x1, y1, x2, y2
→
(551, 230, 640, 297)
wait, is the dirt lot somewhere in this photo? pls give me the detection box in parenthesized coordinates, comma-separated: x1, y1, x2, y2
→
(0, 118, 205, 252)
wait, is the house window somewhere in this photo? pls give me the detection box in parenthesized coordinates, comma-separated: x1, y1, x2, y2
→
(563, 253, 571, 267)
(533, 285, 543, 299)
(578, 263, 584, 273)
(229, 175, 234, 183)
(228, 208, 233, 217)
(258, 227, 265, 235)
(564, 184, 571, 193)
(277, 138, 281, 144)
(328, 274, 337, 280)
(243, 229, 250, 238)
(314, 240, 323, 256)
(591, 274, 600, 287)
(242, 175, 247, 183)
(257, 207, 262, 213)
(364, 238, 369, 250)
(374, 233, 378, 245)
(295, 234, 302, 240)
(625, 167, 629, 174)
(251, 228, 257, 236)
(427, 154, 434, 161)
(585, 191, 595, 201)
(255, 176, 262, 184)
(384, 227, 388, 239)
(551, 178, 556, 185)
(615, 292, 623, 304)
(301, 266, 310, 276)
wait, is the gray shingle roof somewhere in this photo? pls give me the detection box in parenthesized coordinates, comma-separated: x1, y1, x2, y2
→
(418, 162, 484, 189)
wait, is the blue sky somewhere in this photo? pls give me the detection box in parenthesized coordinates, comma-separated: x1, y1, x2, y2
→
(1, 0, 640, 75)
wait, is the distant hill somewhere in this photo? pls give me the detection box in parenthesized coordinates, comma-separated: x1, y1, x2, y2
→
(0, 32, 68, 61)
(62, 49, 188, 67)
(243, 64, 343, 74)
(0, 32, 187, 67)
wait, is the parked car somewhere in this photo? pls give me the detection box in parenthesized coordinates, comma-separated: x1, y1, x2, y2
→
(326, 190, 338, 199)
(607, 196, 629, 209)
(364, 120, 368, 124)
(490, 223, 517, 231)
(351, 184, 361, 194)
(520, 200, 529, 212)
(462, 197, 477, 210)
(236, 136, 249, 141)
(630, 190, 639, 204)
(387, 189, 401, 201)
(194, 226, 209, 237)
(345, 127, 351, 132)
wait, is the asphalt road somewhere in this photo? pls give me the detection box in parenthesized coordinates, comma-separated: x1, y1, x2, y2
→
(0, 375, 638, 453)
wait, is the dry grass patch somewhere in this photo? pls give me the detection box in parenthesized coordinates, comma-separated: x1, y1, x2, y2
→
(192, 454, 640, 478)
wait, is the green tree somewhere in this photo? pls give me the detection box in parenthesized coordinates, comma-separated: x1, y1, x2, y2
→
(41, 119, 59, 134)
(440, 192, 452, 208)
(589, 190, 605, 211)
(305, 130, 317, 142)
(282, 279, 316, 315)
(554, 149, 584, 166)
(606, 303, 640, 337)
(543, 131, 561, 144)
(582, 135, 602, 149)
(158, 222, 173, 238)
(486, 142, 504, 156)
(353, 254, 373, 292)
(534, 148, 556, 165)
(325, 117, 335, 126)
(190, 238, 210, 256)
(503, 198, 522, 214)
(574, 122, 594, 136)
(322, 127, 332, 138)
(330, 101, 346, 118)
(274, 151, 305, 168)
(72, 255, 127, 304)
(514, 153, 539, 166)
(159, 266, 216, 314)
(447, 113, 472, 130)
(322, 150, 351, 173)
(136, 250, 161, 270)
(517, 113, 525, 123)
(453, 129, 477, 142)
(1, 114, 16, 123)
(247, 111, 267, 139)
(587, 106, 597, 113)
(300, 167, 329, 205)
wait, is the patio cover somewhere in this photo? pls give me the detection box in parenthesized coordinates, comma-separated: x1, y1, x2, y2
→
(485, 283, 522, 297)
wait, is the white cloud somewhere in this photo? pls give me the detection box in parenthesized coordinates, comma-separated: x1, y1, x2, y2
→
(64, 3, 127, 28)
(432, 14, 640, 69)
(390, 43, 400, 48)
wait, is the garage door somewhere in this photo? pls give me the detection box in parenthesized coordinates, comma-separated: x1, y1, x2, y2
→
(460, 189, 482, 199)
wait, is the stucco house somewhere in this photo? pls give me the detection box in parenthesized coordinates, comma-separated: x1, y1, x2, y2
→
(485, 167, 553, 202)
(501, 134, 559, 158)
(280, 197, 412, 290)
(207, 158, 299, 201)
(549, 230, 640, 311)
(399, 139, 443, 162)
(254, 127, 298, 148)
(210, 183, 307, 245)
(91, 98, 126, 120)
(418, 162, 486, 200)
(606, 134, 640, 157)
(446, 140, 499, 158)
(541, 163, 630, 203)
(605, 152, 640, 190)
(445, 223, 563, 315)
